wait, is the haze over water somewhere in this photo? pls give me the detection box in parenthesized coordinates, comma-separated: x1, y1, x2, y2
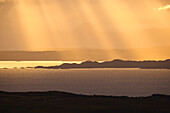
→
(0, 68, 169, 97)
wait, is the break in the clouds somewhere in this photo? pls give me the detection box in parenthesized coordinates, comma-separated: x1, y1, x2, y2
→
(158, 4, 170, 11)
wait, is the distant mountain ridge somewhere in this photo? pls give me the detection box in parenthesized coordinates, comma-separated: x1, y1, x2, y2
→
(35, 59, 170, 69)
(0, 46, 170, 61)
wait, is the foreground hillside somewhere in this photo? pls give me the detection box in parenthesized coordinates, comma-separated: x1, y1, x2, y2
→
(0, 91, 170, 113)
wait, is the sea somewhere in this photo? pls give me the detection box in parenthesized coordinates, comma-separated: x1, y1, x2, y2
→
(0, 61, 169, 97)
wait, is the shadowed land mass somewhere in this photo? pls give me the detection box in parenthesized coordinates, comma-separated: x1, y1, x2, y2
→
(34, 59, 170, 69)
(0, 91, 170, 113)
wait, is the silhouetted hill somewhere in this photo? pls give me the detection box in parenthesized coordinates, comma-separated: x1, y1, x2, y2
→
(0, 91, 169, 113)
(35, 59, 170, 69)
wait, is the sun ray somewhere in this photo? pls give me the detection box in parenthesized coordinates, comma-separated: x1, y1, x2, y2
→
(100, 0, 155, 59)
(78, 0, 120, 60)
(16, 0, 51, 50)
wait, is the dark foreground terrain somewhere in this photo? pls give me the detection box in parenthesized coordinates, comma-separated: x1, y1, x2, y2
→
(0, 91, 170, 113)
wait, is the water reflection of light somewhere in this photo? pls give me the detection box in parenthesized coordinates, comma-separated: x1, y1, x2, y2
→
(0, 61, 82, 68)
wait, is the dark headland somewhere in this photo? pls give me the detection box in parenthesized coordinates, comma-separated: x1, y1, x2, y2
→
(34, 59, 170, 69)
(0, 91, 170, 113)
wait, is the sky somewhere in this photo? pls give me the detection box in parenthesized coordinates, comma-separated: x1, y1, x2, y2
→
(0, 0, 170, 51)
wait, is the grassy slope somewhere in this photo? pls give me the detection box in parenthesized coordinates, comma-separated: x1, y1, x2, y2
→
(0, 91, 170, 113)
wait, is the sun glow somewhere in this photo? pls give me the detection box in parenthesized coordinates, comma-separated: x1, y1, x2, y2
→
(158, 5, 170, 11)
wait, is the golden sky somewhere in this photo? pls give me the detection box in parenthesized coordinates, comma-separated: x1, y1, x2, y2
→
(0, 0, 170, 51)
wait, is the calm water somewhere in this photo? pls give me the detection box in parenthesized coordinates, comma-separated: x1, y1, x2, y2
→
(0, 68, 169, 96)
